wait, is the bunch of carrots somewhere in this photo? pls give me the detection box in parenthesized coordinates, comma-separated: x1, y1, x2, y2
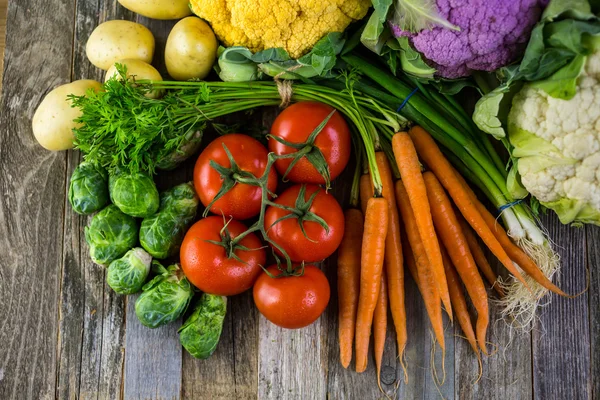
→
(337, 126, 568, 388)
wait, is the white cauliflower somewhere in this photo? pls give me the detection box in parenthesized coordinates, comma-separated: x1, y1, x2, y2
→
(508, 50, 600, 225)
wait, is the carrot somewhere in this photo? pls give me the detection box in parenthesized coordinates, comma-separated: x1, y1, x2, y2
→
(371, 152, 407, 364)
(373, 272, 388, 392)
(359, 173, 372, 214)
(391, 132, 452, 320)
(423, 172, 489, 353)
(408, 126, 529, 289)
(451, 168, 568, 296)
(458, 217, 505, 297)
(337, 208, 364, 369)
(355, 197, 389, 373)
(440, 244, 479, 354)
(402, 236, 445, 351)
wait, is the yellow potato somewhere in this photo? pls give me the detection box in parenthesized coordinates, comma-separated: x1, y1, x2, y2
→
(105, 59, 163, 98)
(117, 0, 192, 20)
(86, 20, 155, 70)
(165, 17, 217, 81)
(32, 80, 103, 151)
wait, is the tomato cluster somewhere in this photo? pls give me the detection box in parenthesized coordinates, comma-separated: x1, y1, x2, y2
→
(180, 102, 351, 329)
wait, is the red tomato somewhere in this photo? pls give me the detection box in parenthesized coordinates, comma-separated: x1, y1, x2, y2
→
(264, 184, 344, 262)
(194, 134, 277, 220)
(180, 216, 265, 296)
(269, 101, 351, 185)
(253, 264, 330, 329)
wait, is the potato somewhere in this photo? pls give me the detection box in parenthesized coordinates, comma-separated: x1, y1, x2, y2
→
(86, 20, 155, 70)
(105, 59, 163, 98)
(32, 80, 103, 151)
(165, 17, 217, 81)
(117, 0, 192, 20)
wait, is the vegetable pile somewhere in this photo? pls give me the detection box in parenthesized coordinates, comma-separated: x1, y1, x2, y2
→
(29, 0, 597, 390)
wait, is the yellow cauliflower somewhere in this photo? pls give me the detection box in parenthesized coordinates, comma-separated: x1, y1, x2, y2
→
(189, 0, 371, 58)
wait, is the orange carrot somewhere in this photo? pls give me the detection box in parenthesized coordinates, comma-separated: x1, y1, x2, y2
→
(359, 174, 372, 214)
(396, 181, 445, 350)
(337, 208, 364, 369)
(440, 244, 479, 354)
(451, 168, 568, 296)
(371, 152, 407, 362)
(402, 236, 445, 351)
(391, 132, 452, 320)
(355, 197, 389, 373)
(423, 172, 489, 353)
(458, 217, 505, 297)
(395, 181, 438, 298)
(373, 271, 388, 392)
(408, 126, 529, 289)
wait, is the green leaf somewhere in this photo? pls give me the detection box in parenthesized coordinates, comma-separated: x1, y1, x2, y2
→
(360, 0, 394, 54)
(256, 32, 345, 80)
(472, 84, 512, 139)
(396, 37, 436, 78)
(530, 54, 586, 99)
(251, 47, 291, 63)
(391, 0, 460, 33)
(506, 163, 529, 200)
(542, 0, 591, 19)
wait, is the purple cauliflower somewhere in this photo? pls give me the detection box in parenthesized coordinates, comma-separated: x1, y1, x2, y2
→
(391, 0, 547, 78)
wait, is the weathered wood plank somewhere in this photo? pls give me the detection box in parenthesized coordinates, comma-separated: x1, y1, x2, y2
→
(124, 295, 182, 400)
(258, 312, 329, 399)
(182, 291, 259, 399)
(57, 3, 135, 399)
(587, 225, 599, 400)
(324, 251, 398, 400)
(0, 0, 7, 92)
(0, 1, 75, 399)
(396, 274, 455, 400)
(455, 298, 533, 399)
(532, 215, 590, 400)
(454, 250, 533, 400)
(119, 16, 186, 400)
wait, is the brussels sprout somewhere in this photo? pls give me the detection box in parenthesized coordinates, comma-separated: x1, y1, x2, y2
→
(107, 247, 152, 294)
(68, 162, 109, 214)
(135, 262, 194, 328)
(109, 169, 160, 218)
(156, 130, 203, 171)
(140, 182, 199, 259)
(179, 294, 227, 359)
(85, 205, 139, 265)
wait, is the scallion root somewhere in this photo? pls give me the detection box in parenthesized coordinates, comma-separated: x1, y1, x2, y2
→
(495, 239, 560, 328)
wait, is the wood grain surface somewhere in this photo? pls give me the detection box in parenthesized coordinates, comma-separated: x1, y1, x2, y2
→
(0, 1, 598, 399)
(0, 0, 7, 92)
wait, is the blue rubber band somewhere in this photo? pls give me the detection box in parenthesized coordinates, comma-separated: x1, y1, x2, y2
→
(498, 199, 523, 213)
(397, 87, 419, 112)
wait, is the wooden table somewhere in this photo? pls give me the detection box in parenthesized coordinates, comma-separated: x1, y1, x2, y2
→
(0, 1, 598, 399)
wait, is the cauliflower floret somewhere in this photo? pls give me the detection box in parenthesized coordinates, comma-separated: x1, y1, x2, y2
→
(189, 0, 371, 58)
(508, 52, 600, 224)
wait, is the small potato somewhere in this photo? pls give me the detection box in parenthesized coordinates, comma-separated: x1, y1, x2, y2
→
(105, 59, 163, 98)
(86, 20, 155, 70)
(165, 17, 217, 81)
(117, 0, 192, 20)
(32, 80, 103, 151)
